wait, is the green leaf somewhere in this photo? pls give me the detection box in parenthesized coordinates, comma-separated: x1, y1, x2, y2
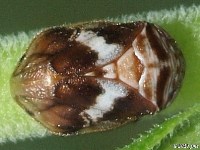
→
(0, 5, 200, 150)
(119, 104, 200, 150)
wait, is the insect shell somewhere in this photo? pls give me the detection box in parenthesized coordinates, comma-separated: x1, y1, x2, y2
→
(10, 21, 185, 135)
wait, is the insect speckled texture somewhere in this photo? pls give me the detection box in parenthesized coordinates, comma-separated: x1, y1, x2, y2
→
(10, 21, 185, 135)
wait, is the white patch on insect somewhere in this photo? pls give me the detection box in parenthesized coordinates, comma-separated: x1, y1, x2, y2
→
(76, 30, 123, 65)
(83, 79, 128, 122)
(84, 72, 95, 76)
(133, 25, 160, 106)
(102, 63, 117, 79)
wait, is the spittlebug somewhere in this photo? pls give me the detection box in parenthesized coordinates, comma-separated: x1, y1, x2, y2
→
(10, 21, 185, 135)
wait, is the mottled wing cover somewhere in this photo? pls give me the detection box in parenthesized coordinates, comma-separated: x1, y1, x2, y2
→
(10, 21, 184, 135)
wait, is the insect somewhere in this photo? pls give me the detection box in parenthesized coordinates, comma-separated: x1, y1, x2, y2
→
(10, 21, 185, 135)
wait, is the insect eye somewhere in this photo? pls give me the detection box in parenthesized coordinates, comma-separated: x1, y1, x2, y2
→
(10, 21, 185, 135)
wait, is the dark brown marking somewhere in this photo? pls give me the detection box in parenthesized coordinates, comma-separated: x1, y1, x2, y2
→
(156, 67, 170, 108)
(40, 105, 85, 133)
(55, 78, 103, 110)
(101, 91, 157, 122)
(90, 22, 144, 50)
(50, 41, 98, 74)
(30, 27, 75, 55)
(146, 23, 169, 61)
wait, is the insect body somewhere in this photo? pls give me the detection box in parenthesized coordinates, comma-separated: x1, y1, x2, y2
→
(10, 21, 185, 135)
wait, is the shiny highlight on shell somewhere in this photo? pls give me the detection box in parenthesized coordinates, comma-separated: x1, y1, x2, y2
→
(10, 21, 185, 135)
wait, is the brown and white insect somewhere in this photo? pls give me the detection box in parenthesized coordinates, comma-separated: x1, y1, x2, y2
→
(10, 21, 185, 135)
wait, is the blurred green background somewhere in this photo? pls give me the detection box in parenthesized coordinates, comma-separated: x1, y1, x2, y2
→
(1, 0, 200, 150)
(1, 0, 200, 35)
